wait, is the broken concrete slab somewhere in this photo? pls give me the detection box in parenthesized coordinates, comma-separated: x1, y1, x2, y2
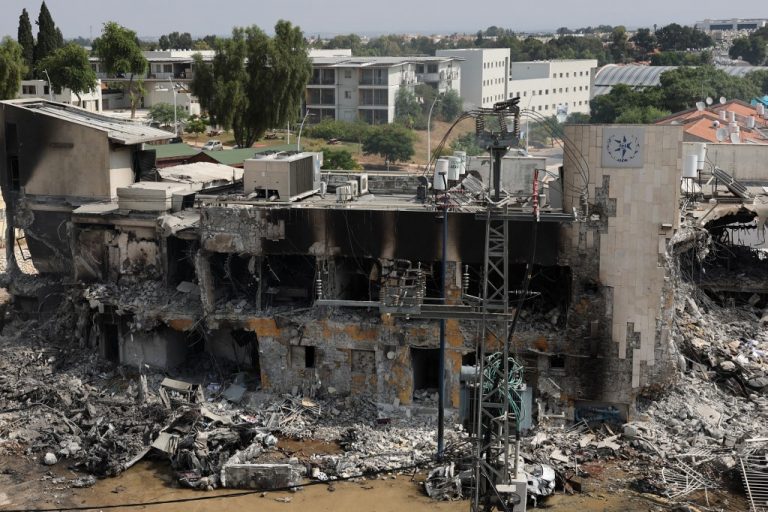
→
(221, 463, 300, 490)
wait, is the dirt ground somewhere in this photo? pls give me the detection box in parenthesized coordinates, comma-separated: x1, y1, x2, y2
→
(1, 453, 744, 512)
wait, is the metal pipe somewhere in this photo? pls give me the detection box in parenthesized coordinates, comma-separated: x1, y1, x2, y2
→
(437, 172, 448, 460)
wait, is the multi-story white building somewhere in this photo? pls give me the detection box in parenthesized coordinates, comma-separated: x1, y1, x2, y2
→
(436, 48, 509, 108)
(508, 60, 598, 118)
(306, 56, 461, 124)
(18, 79, 103, 112)
(695, 18, 768, 32)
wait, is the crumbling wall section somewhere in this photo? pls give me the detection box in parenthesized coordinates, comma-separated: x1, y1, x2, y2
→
(562, 124, 682, 407)
(200, 207, 284, 253)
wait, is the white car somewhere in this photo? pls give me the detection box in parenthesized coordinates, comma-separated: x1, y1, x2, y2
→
(202, 140, 223, 151)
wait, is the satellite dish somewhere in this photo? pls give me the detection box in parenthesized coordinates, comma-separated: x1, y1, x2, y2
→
(719, 96, 726, 105)
(716, 127, 729, 142)
(712, 120, 720, 128)
(706, 97, 713, 106)
(696, 101, 706, 111)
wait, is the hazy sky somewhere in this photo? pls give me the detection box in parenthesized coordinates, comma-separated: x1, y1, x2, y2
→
(0, 0, 765, 40)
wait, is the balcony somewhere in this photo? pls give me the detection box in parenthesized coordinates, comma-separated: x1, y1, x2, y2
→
(359, 78, 388, 86)
(309, 77, 335, 86)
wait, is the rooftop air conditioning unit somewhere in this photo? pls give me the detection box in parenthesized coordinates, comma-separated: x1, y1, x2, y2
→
(336, 185, 353, 203)
(348, 174, 369, 195)
(243, 153, 315, 200)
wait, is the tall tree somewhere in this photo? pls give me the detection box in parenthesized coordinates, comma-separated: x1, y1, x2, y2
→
(729, 33, 768, 66)
(609, 26, 630, 64)
(33, 1, 63, 73)
(394, 88, 422, 128)
(17, 8, 34, 79)
(630, 28, 657, 60)
(92, 22, 148, 118)
(362, 124, 415, 168)
(191, 20, 311, 148)
(0, 38, 26, 100)
(38, 43, 97, 104)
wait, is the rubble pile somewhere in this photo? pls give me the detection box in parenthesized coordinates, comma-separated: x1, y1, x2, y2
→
(0, 309, 171, 480)
(675, 284, 768, 396)
(84, 281, 202, 328)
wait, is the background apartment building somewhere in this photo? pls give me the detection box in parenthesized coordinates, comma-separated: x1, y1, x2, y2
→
(509, 60, 598, 118)
(436, 48, 509, 108)
(18, 79, 103, 112)
(306, 56, 461, 124)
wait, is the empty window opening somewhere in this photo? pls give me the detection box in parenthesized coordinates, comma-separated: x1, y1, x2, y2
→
(411, 348, 440, 393)
(291, 345, 316, 369)
(262, 255, 316, 308)
(507, 265, 572, 329)
(166, 237, 197, 286)
(462, 351, 477, 366)
(550, 355, 566, 369)
(209, 253, 261, 306)
(332, 257, 380, 301)
(305, 346, 316, 368)
(231, 329, 261, 374)
(103, 323, 120, 363)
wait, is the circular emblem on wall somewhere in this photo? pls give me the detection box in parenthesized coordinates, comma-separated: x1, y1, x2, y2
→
(605, 133, 640, 163)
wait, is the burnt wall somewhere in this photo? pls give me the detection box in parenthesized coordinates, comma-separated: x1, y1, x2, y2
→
(201, 206, 560, 265)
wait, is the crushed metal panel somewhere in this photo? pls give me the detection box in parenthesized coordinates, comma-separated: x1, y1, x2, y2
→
(151, 432, 180, 455)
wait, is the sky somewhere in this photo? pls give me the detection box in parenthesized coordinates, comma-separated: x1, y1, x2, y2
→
(0, 0, 766, 40)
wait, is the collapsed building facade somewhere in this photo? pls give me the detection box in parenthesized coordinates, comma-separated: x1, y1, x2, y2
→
(8, 97, 763, 425)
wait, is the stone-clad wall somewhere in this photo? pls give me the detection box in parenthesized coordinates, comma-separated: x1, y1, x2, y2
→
(563, 124, 682, 401)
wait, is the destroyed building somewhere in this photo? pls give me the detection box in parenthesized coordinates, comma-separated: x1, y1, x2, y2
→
(3, 98, 766, 427)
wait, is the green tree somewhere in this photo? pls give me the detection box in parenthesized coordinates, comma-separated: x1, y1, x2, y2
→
(439, 89, 463, 121)
(191, 21, 311, 148)
(590, 84, 664, 123)
(565, 112, 591, 124)
(17, 8, 34, 79)
(658, 66, 760, 112)
(322, 148, 360, 170)
(746, 69, 768, 95)
(0, 38, 26, 100)
(655, 23, 713, 51)
(33, 1, 64, 74)
(729, 34, 767, 65)
(450, 131, 483, 156)
(158, 32, 193, 50)
(614, 106, 670, 124)
(149, 102, 189, 129)
(362, 124, 415, 168)
(630, 28, 657, 60)
(185, 115, 207, 138)
(38, 43, 97, 104)
(394, 88, 422, 128)
(92, 22, 148, 118)
(609, 26, 630, 63)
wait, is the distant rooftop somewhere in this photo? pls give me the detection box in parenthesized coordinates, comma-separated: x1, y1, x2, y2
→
(312, 55, 462, 68)
(593, 64, 768, 96)
(2, 99, 173, 145)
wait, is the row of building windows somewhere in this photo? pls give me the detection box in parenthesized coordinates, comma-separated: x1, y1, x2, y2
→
(511, 85, 590, 98)
(483, 77, 505, 86)
(483, 94, 507, 104)
(513, 100, 590, 111)
(552, 70, 590, 78)
(483, 60, 505, 69)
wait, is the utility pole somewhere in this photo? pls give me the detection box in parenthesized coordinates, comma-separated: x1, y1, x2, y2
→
(43, 69, 53, 101)
(168, 77, 177, 136)
(427, 94, 442, 168)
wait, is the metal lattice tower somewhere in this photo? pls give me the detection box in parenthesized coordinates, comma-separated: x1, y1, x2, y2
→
(472, 209, 524, 511)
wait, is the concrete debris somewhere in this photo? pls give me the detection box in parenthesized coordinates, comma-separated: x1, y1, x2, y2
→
(424, 463, 462, 501)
